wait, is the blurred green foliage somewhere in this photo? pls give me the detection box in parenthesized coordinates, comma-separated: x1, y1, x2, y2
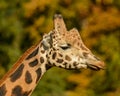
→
(0, 0, 120, 96)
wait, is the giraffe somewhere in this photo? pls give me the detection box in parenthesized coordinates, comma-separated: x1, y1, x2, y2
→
(0, 14, 105, 96)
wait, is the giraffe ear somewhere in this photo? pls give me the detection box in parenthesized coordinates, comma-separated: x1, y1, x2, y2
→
(42, 33, 52, 50)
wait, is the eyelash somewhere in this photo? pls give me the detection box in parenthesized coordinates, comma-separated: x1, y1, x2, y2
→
(60, 44, 71, 50)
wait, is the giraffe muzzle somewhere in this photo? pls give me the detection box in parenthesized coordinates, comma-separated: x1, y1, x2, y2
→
(87, 61, 105, 71)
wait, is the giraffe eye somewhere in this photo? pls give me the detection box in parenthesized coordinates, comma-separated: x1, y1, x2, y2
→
(60, 44, 71, 50)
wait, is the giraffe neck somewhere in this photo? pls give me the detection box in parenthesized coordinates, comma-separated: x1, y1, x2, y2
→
(0, 41, 51, 96)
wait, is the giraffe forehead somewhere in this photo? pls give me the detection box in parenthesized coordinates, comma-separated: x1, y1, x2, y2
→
(66, 33, 79, 43)
(64, 32, 82, 47)
(52, 31, 66, 45)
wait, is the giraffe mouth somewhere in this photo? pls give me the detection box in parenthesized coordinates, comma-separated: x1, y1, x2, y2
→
(86, 62, 105, 71)
(87, 64, 101, 71)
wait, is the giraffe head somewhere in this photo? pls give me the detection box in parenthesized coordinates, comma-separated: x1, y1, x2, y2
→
(42, 14, 105, 70)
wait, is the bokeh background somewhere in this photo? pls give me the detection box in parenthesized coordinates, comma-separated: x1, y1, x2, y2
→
(0, 0, 120, 96)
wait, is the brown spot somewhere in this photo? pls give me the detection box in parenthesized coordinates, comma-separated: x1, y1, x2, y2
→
(35, 68, 42, 83)
(65, 55, 71, 61)
(73, 62, 79, 69)
(59, 38, 61, 40)
(69, 65, 72, 69)
(49, 51, 52, 55)
(53, 48, 56, 51)
(45, 64, 52, 70)
(12, 85, 22, 96)
(53, 35, 55, 38)
(52, 63, 55, 66)
(24, 90, 32, 96)
(40, 57, 44, 63)
(78, 37, 80, 39)
(56, 59, 63, 63)
(80, 45, 88, 51)
(52, 52, 56, 59)
(0, 84, 7, 96)
(58, 53, 63, 57)
(63, 62, 68, 69)
(58, 65, 62, 68)
(41, 50, 45, 54)
(29, 59, 38, 67)
(83, 52, 88, 57)
(73, 62, 78, 66)
(63, 62, 67, 69)
(25, 71, 32, 84)
(12, 85, 32, 96)
(63, 62, 67, 65)
(26, 47, 39, 60)
(46, 54, 48, 58)
(10, 64, 24, 82)
(77, 42, 80, 46)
